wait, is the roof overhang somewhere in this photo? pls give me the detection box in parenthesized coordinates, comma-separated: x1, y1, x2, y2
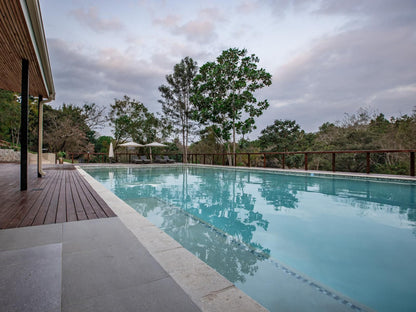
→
(0, 0, 55, 100)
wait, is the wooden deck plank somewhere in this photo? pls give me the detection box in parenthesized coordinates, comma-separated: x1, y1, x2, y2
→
(0, 171, 51, 228)
(33, 169, 61, 226)
(16, 170, 59, 227)
(56, 168, 67, 223)
(74, 171, 115, 218)
(0, 164, 116, 229)
(68, 170, 88, 221)
(70, 170, 99, 220)
(66, 170, 77, 222)
(44, 169, 63, 224)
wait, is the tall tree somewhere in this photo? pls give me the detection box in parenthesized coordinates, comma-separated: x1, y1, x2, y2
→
(159, 57, 198, 163)
(109, 95, 161, 145)
(192, 48, 272, 164)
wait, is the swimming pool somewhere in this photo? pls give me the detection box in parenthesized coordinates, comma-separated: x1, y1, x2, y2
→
(85, 165, 416, 312)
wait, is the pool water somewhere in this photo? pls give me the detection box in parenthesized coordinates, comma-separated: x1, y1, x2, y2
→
(85, 166, 416, 312)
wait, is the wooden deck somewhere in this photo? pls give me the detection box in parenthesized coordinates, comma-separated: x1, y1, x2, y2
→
(0, 164, 116, 229)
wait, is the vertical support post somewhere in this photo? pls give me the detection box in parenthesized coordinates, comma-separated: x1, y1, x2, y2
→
(282, 154, 285, 169)
(248, 153, 251, 167)
(304, 153, 308, 171)
(263, 154, 266, 168)
(234, 153, 237, 167)
(88, 152, 90, 163)
(222, 154, 225, 166)
(410, 152, 415, 177)
(20, 59, 29, 191)
(72, 153, 74, 164)
(203, 154, 205, 165)
(366, 152, 370, 174)
(332, 153, 336, 172)
(37, 95, 44, 177)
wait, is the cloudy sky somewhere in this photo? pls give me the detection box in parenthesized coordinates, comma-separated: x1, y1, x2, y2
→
(40, 0, 416, 139)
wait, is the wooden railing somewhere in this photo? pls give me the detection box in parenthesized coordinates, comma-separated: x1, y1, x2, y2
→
(187, 150, 416, 177)
(67, 149, 416, 177)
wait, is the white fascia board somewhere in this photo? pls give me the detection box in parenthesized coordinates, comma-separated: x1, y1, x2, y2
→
(20, 0, 55, 100)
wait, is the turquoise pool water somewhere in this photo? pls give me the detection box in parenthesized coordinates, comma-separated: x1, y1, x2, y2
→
(85, 166, 416, 312)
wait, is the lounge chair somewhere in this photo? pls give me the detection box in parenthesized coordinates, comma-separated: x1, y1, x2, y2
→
(131, 155, 142, 164)
(163, 156, 175, 163)
(140, 155, 151, 164)
(154, 155, 167, 163)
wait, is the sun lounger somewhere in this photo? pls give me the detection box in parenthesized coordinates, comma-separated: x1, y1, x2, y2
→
(155, 155, 167, 163)
(140, 155, 151, 164)
(163, 156, 175, 163)
(131, 155, 142, 164)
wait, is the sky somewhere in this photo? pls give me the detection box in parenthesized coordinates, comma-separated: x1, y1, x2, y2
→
(39, 0, 416, 139)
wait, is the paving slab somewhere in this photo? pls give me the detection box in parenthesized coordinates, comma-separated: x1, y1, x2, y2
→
(0, 243, 62, 312)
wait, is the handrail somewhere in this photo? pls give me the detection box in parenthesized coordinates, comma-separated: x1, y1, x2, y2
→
(66, 149, 416, 177)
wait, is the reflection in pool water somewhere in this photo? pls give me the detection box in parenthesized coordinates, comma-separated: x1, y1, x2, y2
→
(86, 166, 416, 312)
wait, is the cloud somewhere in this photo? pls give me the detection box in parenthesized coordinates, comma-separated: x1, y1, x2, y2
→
(255, 0, 416, 133)
(153, 7, 226, 44)
(71, 7, 124, 33)
(48, 38, 164, 111)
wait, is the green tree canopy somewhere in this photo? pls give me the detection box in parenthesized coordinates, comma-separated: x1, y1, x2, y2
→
(192, 48, 272, 163)
(109, 95, 162, 145)
(159, 56, 198, 163)
(259, 119, 307, 152)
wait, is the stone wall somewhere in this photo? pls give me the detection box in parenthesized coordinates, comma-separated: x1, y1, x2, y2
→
(0, 149, 20, 162)
(0, 149, 56, 164)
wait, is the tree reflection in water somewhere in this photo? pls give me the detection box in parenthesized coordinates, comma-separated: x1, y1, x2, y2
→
(86, 166, 416, 312)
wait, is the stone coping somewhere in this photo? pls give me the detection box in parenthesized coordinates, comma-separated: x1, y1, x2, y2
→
(76, 166, 268, 312)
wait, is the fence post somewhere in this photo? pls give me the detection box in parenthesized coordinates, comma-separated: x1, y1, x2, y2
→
(366, 152, 370, 174)
(234, 153, 237, 167)
(282, 154, 285, 169)
(222, 154, 225, 166)
(332, 153, 336, 172)
(263, 154, 266, 168)
(71, 153, 74, 164)
(410, 152, 415, 177)
(203, 154, 205, 165)
(304, 153, 308, 171)
(248, 153, 251, 167)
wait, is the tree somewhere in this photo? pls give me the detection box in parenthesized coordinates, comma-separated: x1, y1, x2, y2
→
(43, 104, 91, 152)
(259, 119, 306, 152)
(0, 89, 20, 147)
(159, 57, 198, 163)
(109, 95, 161, 145)
(192, 48, 272, 164)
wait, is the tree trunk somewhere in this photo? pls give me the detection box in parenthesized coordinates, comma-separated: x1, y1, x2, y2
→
(232, 117, 236, 166)
(226, 143, 232, 166)
(182, 126, 187, 163)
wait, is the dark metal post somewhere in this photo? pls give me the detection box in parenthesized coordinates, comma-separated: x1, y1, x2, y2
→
(366, 152, 370, 174)
(222, 154, 225, 165)
(410, 152, 415, 177)
(282, 154, 285, 169)
(203, 154, 205, 165)
(20, 59, 29, 191)
(304, 153, 308, 171)
(72, 153, 74, 164)
(37, 95, 43, 177)
(332, 153, 336, 172)
(234, 153, 237, 167)
(263, 154, 266, 168)
(248, 153, 251, 167)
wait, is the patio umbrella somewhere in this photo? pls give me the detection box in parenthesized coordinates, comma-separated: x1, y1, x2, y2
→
(119, 142, 144, 148)
(108, 142, 114, 159)
(145, 142, 167, 162)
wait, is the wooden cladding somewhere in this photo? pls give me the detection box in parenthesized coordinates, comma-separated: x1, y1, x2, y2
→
(0, 0, 48, 96)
